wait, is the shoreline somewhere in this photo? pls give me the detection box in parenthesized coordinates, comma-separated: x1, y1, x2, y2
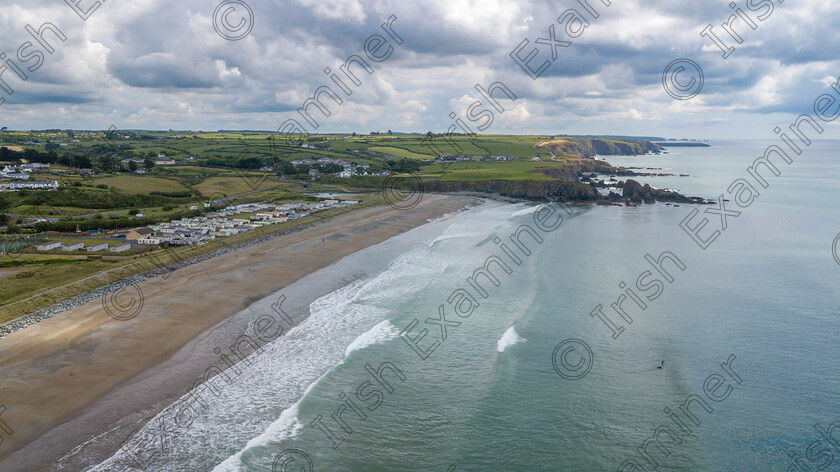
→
(0, 219, 331, 338)
(0, 194, 480, 472)
(0, 197, 377, 327)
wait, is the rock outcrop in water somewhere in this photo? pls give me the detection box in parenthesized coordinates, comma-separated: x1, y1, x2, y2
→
(621, 179, 706, 204)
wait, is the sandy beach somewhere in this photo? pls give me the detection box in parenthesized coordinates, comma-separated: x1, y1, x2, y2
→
(0, 194, 477, 471)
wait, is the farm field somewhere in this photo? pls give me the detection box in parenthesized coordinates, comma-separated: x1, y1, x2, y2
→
(425, 161, 557, 182)
(94, 175, 190, 194)
(366, 146, 434, 159)
(192, 175, 280, 196)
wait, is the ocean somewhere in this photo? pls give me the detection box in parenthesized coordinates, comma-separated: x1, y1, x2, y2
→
(79, 140, 840, 471)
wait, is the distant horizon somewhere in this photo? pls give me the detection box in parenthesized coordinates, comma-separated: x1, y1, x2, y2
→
(1, 129, 826, 142)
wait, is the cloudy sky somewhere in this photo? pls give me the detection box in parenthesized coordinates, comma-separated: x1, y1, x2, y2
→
(1, 0, 839, 138)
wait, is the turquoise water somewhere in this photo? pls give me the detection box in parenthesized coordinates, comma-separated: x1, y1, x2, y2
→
(88, 140, 840, 471)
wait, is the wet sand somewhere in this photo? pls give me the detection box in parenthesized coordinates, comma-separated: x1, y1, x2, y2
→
(0, 195, 476, 471)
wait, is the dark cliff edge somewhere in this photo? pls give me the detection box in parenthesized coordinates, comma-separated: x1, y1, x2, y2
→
(422, 178, 708, 205)
(423, 180, 599, 202)
(537, 138, 662, 159)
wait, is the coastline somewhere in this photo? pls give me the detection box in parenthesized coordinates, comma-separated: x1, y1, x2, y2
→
(0, 216, 346, 338)
(0, 194, 479, 472)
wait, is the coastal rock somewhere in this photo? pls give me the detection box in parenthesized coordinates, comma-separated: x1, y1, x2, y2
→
(621, 178, 701, 204)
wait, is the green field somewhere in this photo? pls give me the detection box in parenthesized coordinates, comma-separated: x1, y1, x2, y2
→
(95, 175, 190, 194)
(367, 146, 434, 160)
(192, 175, 279, 196)
(421, 160, 557, 182)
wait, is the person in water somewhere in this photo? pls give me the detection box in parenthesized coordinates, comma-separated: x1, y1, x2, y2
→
(658, 360, 665, 369)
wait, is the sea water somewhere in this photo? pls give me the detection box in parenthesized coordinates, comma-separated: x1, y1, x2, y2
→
(85, 140, 840, 471)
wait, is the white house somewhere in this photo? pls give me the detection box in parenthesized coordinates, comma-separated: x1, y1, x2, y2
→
(137, 236, 162, 245)
(9, 180, 59, 191)
(22, 163, 50, 171)
(87, 243, 109, 252)
(110, 243, 131, 253)
(36, 242, 63, 251)
(2, 172, 29, 180)
(62, 242, 85, 251)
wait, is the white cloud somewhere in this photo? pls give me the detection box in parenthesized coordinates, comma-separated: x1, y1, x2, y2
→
(0, 0, 838, 138)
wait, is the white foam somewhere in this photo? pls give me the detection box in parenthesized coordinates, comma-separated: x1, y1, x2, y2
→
(428, 221, 488, 248)
(212, 320, 402, 471)
(84, 202, 519, 472)
(344, 320, 400, 358)
(211, 372, 323, 472)
(511, 205, 540, 217)
(496, 326, 524, 352)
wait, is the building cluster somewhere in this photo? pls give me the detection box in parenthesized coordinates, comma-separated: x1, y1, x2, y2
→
(1, 164, 58, 190)
(289, 157, 383, 178)
(129, 200, 357, 246)
(337, 166, 386, 178)
(36, 241, 130, 253)
(0, 180, 59, 191)
(120, 154, 191, 173)
(291, 157, 350, 167)
(1, 163, 51, 180)
(31, 199, 358, 253)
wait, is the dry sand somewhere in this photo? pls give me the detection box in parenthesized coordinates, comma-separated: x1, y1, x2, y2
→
(0, 194, 475, 471)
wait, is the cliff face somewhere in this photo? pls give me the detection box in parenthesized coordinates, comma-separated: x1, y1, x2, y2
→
(536, 138, 661, 159)
(536, 160, 634, 181)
